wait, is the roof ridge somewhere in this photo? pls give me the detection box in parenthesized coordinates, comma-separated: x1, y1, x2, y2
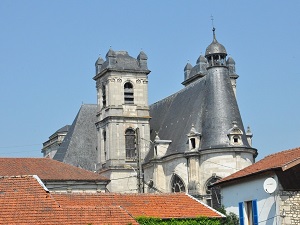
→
(0, 175, 34, 179)
(263, 146, 300, 159)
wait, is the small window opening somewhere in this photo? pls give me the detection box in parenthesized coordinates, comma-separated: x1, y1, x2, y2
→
(234, 136, 239, 143)
(124, 82, 134, 104)
(190, 138, 196, 149)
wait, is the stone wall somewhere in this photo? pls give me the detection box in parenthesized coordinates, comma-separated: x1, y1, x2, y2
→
(280, 190, 300, 225)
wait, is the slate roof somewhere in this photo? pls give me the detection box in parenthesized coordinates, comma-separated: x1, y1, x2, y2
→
(53, 192, 224, 219)
(146, 63, 252, 161)
(103, 50, 142, 71)
(54, 124, 70, 135)
(53, 104, 98, 171)
(0, 158, 108, 181)
(0, 176, 137, 224)
(216, 147, 300, 185)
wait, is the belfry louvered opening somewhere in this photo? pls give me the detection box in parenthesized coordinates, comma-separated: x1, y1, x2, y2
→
(124, 82, 134, 104)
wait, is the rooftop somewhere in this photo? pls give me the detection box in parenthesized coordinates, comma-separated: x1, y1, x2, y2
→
(0, 176, 136, 224)
(53, 192, 224, 219)
(217, 146, 300, 185)
(0, 176, 223, 224)
(0, 157, 109, 181)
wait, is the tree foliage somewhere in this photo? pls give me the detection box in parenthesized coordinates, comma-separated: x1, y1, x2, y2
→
(135, 216, 221, 225)
(217, 206, 239, 225)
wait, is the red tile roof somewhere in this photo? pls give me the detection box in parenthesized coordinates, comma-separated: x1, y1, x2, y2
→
(0, 158, 109, 181)
(53, 192, 224, 219)
(0, 176, 137, 224)
(217, 147, 300, 184)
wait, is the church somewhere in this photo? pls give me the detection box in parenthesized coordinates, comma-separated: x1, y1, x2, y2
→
(43, 28, 258, 207)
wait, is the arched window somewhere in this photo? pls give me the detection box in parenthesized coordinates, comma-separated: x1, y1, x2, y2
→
(125, 128, 136, 160)
(102, 85, 106, 108)
(171, 174, 186, 193)
(103, 130, 107, 160)
(124, 82, 134, 104)
(205, 176, 221, 209)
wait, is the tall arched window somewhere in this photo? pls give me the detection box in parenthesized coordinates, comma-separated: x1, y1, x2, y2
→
(171, 174, 186, 193)
(124, 82, 134, 104)
(102, 85, 106, 108)
(125, 128, 136, 160)
(103, 130, 107, 160)
(205, 176, 221, 209)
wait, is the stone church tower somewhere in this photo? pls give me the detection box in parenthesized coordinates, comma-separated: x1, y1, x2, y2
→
(93, 49, 151, 192)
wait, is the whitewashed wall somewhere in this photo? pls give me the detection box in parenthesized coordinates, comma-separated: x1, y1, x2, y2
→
(221, 174, 281, 225)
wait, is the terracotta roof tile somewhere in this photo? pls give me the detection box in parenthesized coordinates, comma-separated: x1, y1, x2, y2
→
(0, 176, 137, 224)
(52, 192, 224, 219)
(218, 147, 300, 184)
(0, 158, 109, 181)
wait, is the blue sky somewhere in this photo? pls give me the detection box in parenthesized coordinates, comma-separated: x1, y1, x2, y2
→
(1, 1, 299, 160)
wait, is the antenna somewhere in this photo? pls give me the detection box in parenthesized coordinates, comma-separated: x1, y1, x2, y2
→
(263, 177, 277, 194)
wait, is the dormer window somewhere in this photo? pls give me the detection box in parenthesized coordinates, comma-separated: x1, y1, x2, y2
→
(187, 125, 201, 151)
(227, 122, 243, 146)
(124, 82, 134, 104)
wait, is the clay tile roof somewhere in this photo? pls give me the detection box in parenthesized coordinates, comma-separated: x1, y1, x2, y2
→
(0, 176, 137, 224)
(0, 158, 109, 181)
(52, 192, 224, 219)
(217, 147, 300, 184)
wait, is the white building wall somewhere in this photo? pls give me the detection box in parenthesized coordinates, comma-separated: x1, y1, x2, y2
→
(221, 174, 280, 225)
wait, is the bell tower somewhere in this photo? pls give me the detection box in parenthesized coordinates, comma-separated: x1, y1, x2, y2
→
(93, 49, 151, 193)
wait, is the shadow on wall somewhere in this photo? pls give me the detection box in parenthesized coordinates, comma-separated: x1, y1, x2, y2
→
(265, 201, 276, 225)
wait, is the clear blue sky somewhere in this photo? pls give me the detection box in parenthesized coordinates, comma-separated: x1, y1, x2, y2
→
(1, 1, 299, 160)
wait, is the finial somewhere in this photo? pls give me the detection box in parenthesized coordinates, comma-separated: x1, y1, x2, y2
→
(210, 15, 216, 41)
(210, 15, 214, 28)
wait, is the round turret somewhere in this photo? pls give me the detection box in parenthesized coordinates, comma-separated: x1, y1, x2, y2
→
(184, 62, 193, 71)
(196, 55, 207, 64)
(137, 51, 148, 60)
(226, 56, 235, 65)
(106, 48, 116, 58)
(205, 28, 227, 57)
(205, 28, 227, 67)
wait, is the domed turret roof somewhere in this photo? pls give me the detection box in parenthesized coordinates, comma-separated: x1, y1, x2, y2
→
(137, 51, 148, 60)
(226, 56, 235, 65)
(196, 55, 207, 64)
(184, 62, 193, 71)
(205, 28, 227, 56)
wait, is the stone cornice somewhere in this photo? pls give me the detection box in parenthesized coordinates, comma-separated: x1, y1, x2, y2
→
(93, 68, 151, 81)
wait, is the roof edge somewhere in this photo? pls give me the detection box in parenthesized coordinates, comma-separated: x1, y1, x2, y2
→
(185, 193, 225, 218)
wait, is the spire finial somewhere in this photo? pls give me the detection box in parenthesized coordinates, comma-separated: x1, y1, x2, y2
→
(210, 15, 214, 28)
(210, 15, 216, 40)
